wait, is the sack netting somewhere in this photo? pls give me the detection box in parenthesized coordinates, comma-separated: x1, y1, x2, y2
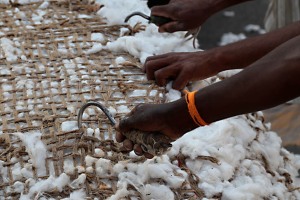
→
(0, 1, 166, 199)
(0, 1, 299, 200)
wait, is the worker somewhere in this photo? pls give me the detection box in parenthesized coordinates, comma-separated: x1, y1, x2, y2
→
(116, 0, 300, 158)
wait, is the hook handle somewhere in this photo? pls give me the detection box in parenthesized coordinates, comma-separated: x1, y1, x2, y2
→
(149, 15, 173, 26)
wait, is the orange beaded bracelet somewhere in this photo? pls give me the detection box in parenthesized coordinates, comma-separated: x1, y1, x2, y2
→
(184, 90, 208, 126)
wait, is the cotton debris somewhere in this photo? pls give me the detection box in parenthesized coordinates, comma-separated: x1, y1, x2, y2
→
(0, 0, 299, 199)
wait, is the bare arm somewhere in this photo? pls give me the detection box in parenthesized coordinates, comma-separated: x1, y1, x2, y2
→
(216, 21, 300, 69)
(195, 35, 300, 123)
(118, 35, 300, 158)
(144, 21, 300, 90)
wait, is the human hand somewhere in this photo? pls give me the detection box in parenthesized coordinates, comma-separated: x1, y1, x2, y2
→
(143, 51, 222, 90)
(150, 0, 215, 33)
(116, 101, 197, 158)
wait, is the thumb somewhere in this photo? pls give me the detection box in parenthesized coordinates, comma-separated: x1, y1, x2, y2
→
(118, 116, 134, 133)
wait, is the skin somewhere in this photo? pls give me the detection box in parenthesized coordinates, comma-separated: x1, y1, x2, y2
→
(144, 21, 300, 90)
(116, 0, 300, 158)
(117, 35, 300, 158)
(151, 0, 251, 33)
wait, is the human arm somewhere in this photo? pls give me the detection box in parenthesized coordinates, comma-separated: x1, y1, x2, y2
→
(151, 0, 251, 33)
(144, 21, 300, 90)
(117, 35, 300, 158)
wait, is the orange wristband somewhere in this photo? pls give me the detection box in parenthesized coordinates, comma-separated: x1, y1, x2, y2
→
(184, 90, 208, 126)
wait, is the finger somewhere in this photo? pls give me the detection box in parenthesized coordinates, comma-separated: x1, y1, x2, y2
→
(154, 65, 178, 86)
(123, 139, 134, 151)
(118, 115, 134, 133)
(133, 144, 143, 156)
(115, 131, 126, 143)
(172, 71, 189, 90)
(144, 53, 169, 64)
(118, 104, 145, 132)
(144, 152, 154, 159)
(144, 54, 169, 72)
(144, 58, 172, 80)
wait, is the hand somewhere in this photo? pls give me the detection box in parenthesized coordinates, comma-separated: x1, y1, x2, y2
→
(151, 0, 216, 33)
(116, 101, 197, 158)
(151, 0, 251, 33)
(143, 51, 222, 90)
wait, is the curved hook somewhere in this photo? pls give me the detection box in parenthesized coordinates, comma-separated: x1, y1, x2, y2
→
(77, 102, 116, 129)
(124, 12, 150, 23)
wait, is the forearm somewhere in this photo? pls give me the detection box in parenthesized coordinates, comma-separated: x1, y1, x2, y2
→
(200, 36, 300, 123)
(212, 21, 300, 71)
(168, 35, 300, 126)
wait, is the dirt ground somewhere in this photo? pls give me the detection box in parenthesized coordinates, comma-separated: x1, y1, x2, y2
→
(263, 102, 300, 152)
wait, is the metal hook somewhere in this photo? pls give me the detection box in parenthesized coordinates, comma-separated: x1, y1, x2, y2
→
(124, 12, 151, 23)
(77, 102, 116, 129)
(77, 101, 173, 156)
(125, 11, 172, 26)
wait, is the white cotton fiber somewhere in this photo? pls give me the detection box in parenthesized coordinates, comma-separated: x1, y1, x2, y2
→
(13, 181, 25, 193)
(142, 184, 174, 200)
(0, 37, 21, 62)
(115, 56, 126, 65)
(244, 24, 265, 34)
(107, 182, 131, 200)
(76, 166, 86, 173)
(165, 82, 181, 102)
(0, 68, 10, 75)
(91, 33, 105, 42)
(219, 32, 246, 46)
(96, 0, 150, 26)
(21, 167, 34, 179)
(128, 89, 146, 97)
(86, 43, 103, 54)
(106, 26, 195, 63)
(12, 131, 47, 176)
(94, 148, 105, 156)
(12, 163, 22, 181)
(4, 1, 300, 199)
(94, 128, 101, 139)
(218, 69, 243, 78)
(38, 1, 49, 9)
(117, 105, 130, 113)
(70, 174, 86, 189)
(61, 121, 78, 132)
(10, 0, 42, 5)
(96, 158, 112, 177)
(85, 155, 98, 166)
(66, 189, 87, 200)
(22, 173, 70, 199)
(87, 128, 94, 136)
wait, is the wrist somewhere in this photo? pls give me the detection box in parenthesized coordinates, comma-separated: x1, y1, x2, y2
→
(206, 48, 231, 73)
(164, 97, 198, 137)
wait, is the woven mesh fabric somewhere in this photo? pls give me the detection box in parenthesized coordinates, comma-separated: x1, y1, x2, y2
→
(0, 2, 164, 199)
(0, 1, 298, 200)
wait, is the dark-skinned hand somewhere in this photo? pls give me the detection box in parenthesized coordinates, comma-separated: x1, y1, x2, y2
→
(116, 101, 197, 158)
(143, 51, 223, 90)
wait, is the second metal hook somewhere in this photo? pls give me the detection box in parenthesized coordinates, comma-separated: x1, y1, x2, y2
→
(125, 11, 172, 26)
